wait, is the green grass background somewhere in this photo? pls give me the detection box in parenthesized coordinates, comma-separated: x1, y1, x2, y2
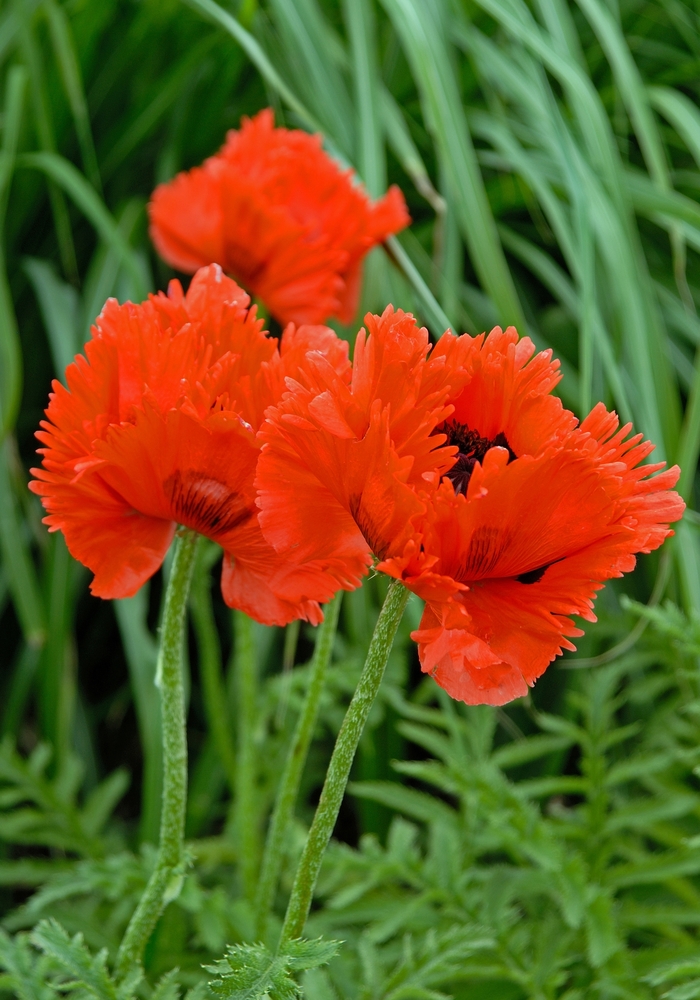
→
(2, 0, 700, 996)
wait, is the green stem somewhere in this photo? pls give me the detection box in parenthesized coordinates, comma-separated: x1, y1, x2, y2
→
(116, 530, 198, 977)
(279, 580, 409, 945)
(234, 609, 259, 900)
(190, 560, 237, 796)
(255, 594, 342, 938)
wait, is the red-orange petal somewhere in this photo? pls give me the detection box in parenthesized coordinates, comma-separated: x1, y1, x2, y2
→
(148, 109, 410, 326)
(29, 461, 174, 599)
(149, 163, 225, 274)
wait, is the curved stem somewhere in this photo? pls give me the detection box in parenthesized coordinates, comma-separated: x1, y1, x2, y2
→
(116, 529, 198, 977)
(279, 580, 409, 946)
(255, 594, 342, 938)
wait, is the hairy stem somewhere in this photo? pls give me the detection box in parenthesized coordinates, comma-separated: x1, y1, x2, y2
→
(280, 580, 409, 945)
(116, 529, 198, 977)
(255, 594, 342, 938)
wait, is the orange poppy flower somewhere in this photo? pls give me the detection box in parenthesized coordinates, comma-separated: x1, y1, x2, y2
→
(30, 264, 350, 626)
(257, 311, 684, 704)
(148, 109, 409, 327)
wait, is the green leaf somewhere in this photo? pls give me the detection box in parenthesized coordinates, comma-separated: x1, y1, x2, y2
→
(206, 938, 340, 1000)
(153, 969, 184, 1000)
(23, 257, 81, 378)
(0, 929, 56, 1000)
(31, 918, 119, 1000)
(492, 733, 575, 769)
(81, 769, 130, 838)
(664, 981, 700, 1000)
(584, 889, 619, 967)
(284, 938, 341, 972)
(348, 780, 456, 826)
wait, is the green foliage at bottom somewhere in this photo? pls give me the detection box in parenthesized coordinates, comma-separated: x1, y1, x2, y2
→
(0, 601, 700, 998)
(1, 0, 700, 994)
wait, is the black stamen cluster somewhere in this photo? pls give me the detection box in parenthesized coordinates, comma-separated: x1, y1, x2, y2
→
(441, 421, 516, 496)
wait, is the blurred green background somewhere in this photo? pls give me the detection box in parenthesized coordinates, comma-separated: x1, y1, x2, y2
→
(2, 0, 700, 996)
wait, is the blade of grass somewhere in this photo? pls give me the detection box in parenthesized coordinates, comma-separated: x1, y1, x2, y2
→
(38, 533, 76, 768)
(498, 224, 633, 421)
(181, 0, 321, 134)
(190, 549, 237, 799)
(344, 0, 383, 196)
(16, 151, 146, 299)
(23, 258, 80, 377)
(233, 610, 260, 900)
(458, 11, 677, 454)
(13, 0, 78, 282)
(343, 0, 388, 317)
(650, 87, 700, 169)
(381, 0, 525, 331)
(115, 590, 162, 845)
(384, 236, 453, 335)
(100, 35, 216, 182)
(43, 0, 101, 193)
(268, 0, 354, 156)
(380, 88, 445, 216)
(576, 0, 669, 183)
(436, 159, 464, 331)
(0, 66, 27, 438)
(81, 198, 145, 341)
(0, 439, 45, 648)
(1, 644, 40, 739)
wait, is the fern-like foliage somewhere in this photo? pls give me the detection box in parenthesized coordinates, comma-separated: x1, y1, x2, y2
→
(205, 938, 340, 1000)
(0, 739, 128, 858)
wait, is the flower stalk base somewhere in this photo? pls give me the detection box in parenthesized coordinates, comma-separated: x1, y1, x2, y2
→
(280, 579, 409, 945)
(116, 529, 198, 977)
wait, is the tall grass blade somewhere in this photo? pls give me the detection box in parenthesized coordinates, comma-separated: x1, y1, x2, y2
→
(17, 152, 147, 299)
(115, 590, 162, 845)
(13, 0, 78, 282)
(344, 0, 383, 194)
(43, 0, 101, 193)
(23, 258, 80, 377)
(181, 0, 320, 133)
(269, 0, 354, 155)
(0, 440, 45, 648)
(0, 66, 27, 438)
(381, 0, 525, 331)
(38, 534, 75, 768)
(649, 86, 700, 168)
(380, 88, 445, 216)
(385, 236, 453, 335)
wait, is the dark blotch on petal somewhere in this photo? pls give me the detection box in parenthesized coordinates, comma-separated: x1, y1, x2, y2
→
(516, 563, 551, 585)
(165, 470, 252, 537)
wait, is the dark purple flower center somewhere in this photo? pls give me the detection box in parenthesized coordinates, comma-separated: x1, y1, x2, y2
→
(441, 421, 517, 496)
